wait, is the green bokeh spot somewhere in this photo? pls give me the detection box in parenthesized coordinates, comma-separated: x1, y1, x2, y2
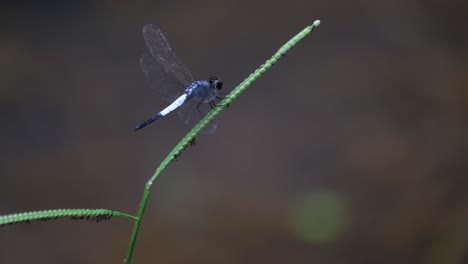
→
(288, 190, 349, 243)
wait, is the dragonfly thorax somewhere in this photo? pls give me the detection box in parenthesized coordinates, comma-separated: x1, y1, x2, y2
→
(186, 77, 223, 103)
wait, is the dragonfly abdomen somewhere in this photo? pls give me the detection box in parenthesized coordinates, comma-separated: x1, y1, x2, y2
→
(134, 113, 163, 131)
(134, 93, 188, 131)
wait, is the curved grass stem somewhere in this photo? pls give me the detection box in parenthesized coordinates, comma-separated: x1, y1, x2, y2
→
(124, 20, 321, 264)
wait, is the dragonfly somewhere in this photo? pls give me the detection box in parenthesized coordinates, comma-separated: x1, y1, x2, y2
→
(134, 24, 224, 134)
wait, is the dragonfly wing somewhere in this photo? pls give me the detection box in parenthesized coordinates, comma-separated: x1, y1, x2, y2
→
(142, 24, 194, 87)
(178, 98, 218, 135)
(140, 52, 185, 102)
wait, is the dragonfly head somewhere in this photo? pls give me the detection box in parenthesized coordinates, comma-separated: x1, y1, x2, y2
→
(209, 77, 223, 90)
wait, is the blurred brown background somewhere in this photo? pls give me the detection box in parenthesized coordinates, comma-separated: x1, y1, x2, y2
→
(1, 0, 468, 263)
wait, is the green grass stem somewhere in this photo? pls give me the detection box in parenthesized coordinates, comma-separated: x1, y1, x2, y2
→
(124, 20, 321, 264)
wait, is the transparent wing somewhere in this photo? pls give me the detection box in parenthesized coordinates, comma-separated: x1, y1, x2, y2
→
(178, 98, 218, 135)
(141, 24, 193, 89)
(140, 52, 185, 102)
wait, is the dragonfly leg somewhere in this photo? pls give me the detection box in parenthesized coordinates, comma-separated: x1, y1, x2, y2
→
(215, 95, 229, 108)
(196, 98, 205, 115)
(209, 100, 217, 109)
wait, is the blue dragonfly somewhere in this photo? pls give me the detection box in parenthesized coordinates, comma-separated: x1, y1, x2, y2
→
(134, 25, 224, 134)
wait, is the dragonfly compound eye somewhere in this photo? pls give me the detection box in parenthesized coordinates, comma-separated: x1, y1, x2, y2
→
(215, 80, 223, 90)
(210, 77, 223, 90)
